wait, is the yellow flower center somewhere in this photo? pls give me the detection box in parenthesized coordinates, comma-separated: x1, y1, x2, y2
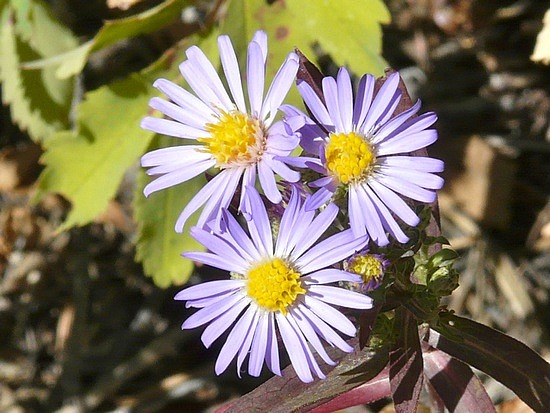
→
(247, 258, 305, 315)
(200, 110, 266, 168)
(348, 255, 383, 284)
(325, 132, 374, 184)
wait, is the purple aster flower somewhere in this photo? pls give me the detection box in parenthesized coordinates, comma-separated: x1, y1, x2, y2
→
(175, 186, 373, 383)
(282, 68, 444, 246)
(344, 251, 389, 291)
(140, 31, 303, 232)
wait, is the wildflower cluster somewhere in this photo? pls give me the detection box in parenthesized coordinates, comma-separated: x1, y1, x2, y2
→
(140, 31, 446, 383)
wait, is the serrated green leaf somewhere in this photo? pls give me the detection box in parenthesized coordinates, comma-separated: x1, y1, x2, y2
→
(23, 0, 190, 78)
(0, 0, 77, 141)
(35, 73, 156, 230)
(134, 141, 205, 288)
(221, 0, 390, 108)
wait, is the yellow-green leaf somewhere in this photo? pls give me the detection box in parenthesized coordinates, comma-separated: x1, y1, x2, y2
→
(35, 73, 156, 230)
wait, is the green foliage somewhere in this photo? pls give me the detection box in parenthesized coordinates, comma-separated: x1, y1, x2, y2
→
(23, 0, 190, 78)
(34, 73, 156, 230)
(0, 0, 77, 141)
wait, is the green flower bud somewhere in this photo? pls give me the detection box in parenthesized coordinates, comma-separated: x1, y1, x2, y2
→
(428, 267, 459, 296)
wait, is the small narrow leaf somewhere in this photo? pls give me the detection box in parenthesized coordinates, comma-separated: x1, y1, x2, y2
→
(422, 342, 495, 413)
(389, 308, 423, 413)
(429, 313, 550, 412)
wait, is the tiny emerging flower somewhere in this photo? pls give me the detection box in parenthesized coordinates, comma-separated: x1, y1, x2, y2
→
(282, 68, 444, 246)
(140, 30, 303, 232)
(175, 186, 373, 383)
(344, 251, 389, 291)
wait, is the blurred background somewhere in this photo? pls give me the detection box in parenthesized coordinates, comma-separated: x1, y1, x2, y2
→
(0, 0, 549, 412)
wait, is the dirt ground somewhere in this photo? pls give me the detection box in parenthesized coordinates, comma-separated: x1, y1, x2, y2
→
(0, 1, 549, 412)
